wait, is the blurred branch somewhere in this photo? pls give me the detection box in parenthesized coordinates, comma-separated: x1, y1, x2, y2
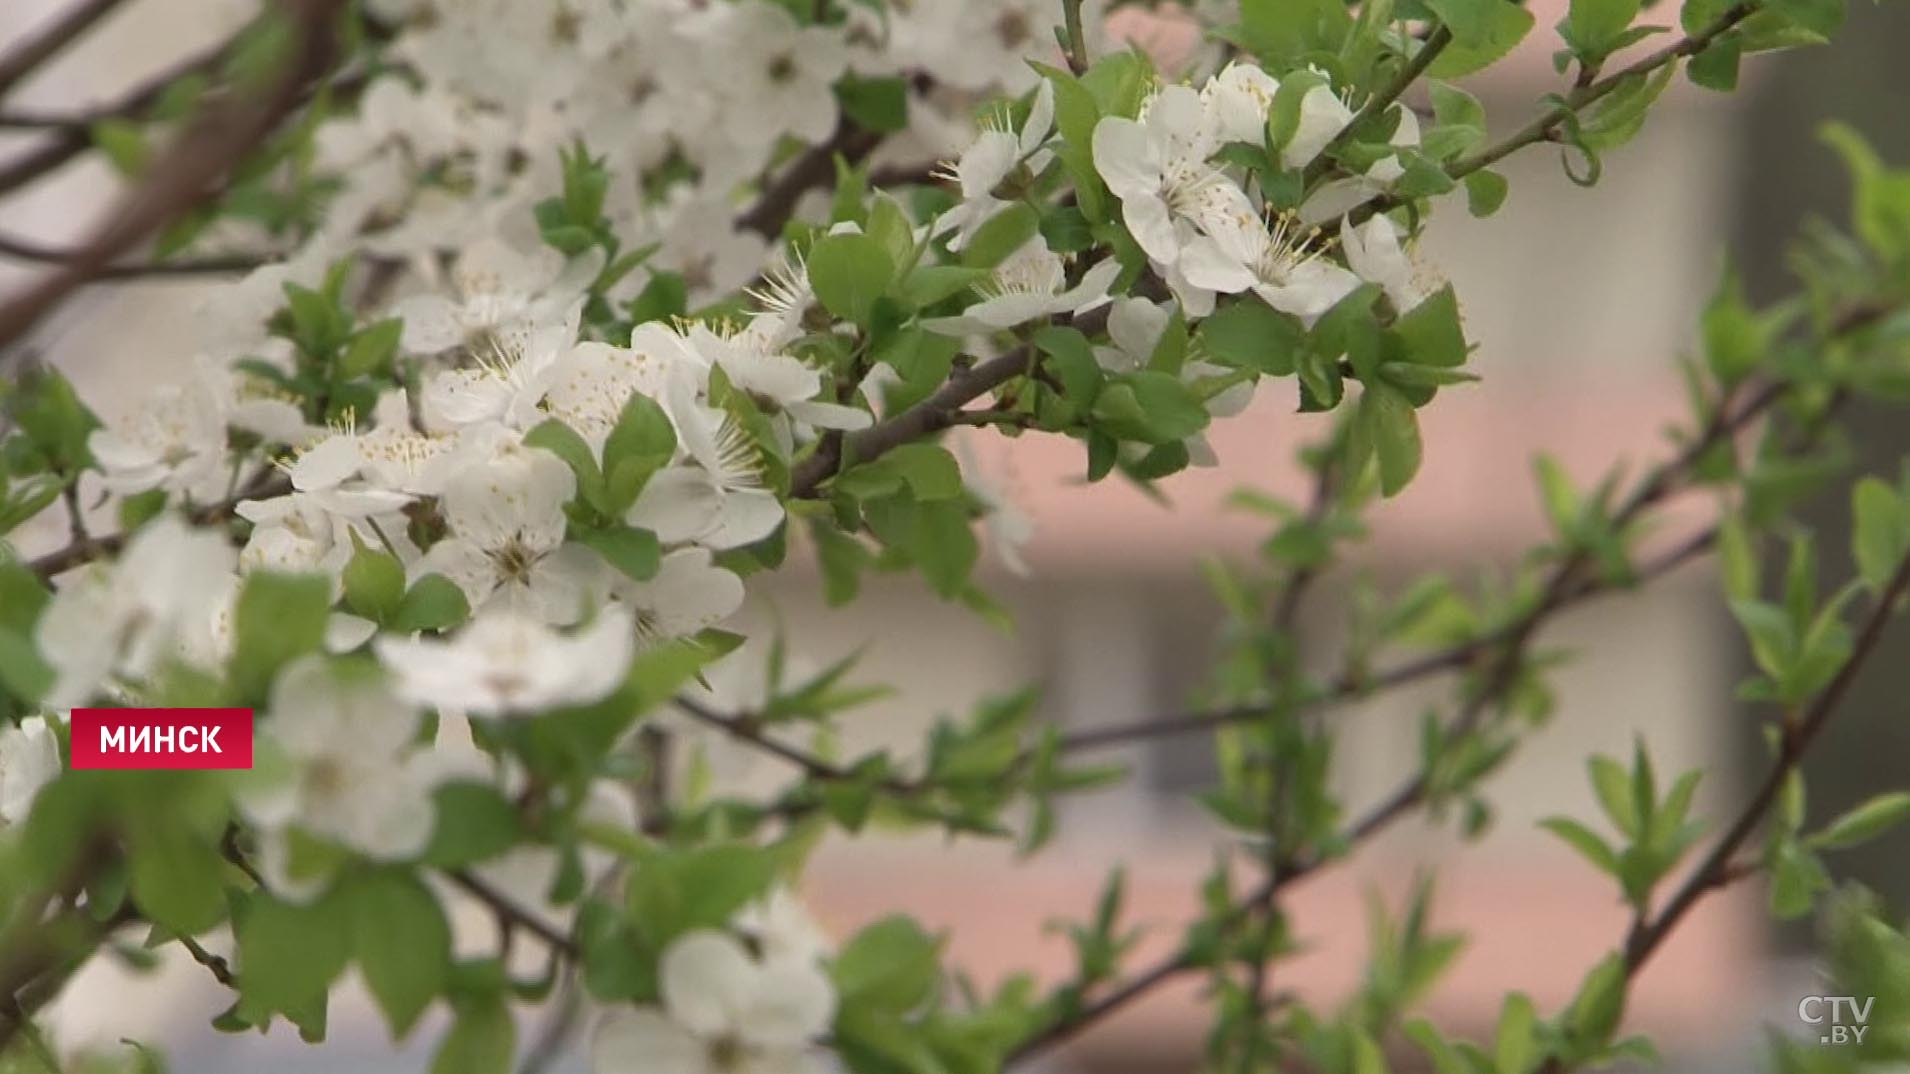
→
(0, 229, 266, 277)
(736, 117, 884, 239)
(24, 468, 289, 580)
(0, 28, 236, 195)
(0, 0, 345, 358)
(443, 869, 577, 958)
(0, 0, 130, 101)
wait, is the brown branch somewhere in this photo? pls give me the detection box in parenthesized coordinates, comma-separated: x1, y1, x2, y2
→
(790, 347, 1033, 497)
(735, 119, 884, 240)
(0, 29, 237, 195)
(0, 229, 265, 278)
(0, 0, 344, 355)
(24, 469, 290, 581)
(0, 0, 130, 100)
(443, 869, 577, 958)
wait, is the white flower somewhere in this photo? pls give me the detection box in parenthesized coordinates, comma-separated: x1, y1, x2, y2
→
(1340, 215, 1442, 314)
(236, 493, 359, 580)
(683, 319, 871, 432)
(390, 236, 589, 358)
(291, 390, 455, 512)
(539, 329, 691, 454)
(616, 547, 745, 645)
(417, 438, 600, 624)
(37, 516, 235, 707)
(924, 237, 1120, 336)
(0, 717, 61, 827)
(1299, 106, 1422, 226)
(377, 610, 633, 717)
(627, 379, 783, 552)
(1201, 62, 1280, 147)
(1091, 85, 1250, 266)
(88, 361, 232, 501)
(591, 930, 835, 1074)
(1280, 77, 1354, 170)
(241, 657, 443, 866)
(623, 193, 770, 308)
(421, 319, 575, 434)
(1182, 213, 1360, 325)
(931, 80, 1055, 251)
(734, 886, 833, 968)
(694, 2, 849, 146)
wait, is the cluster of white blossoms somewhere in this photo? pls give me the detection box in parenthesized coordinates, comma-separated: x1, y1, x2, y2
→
(594, 889, 837, 1074)
(1088, 63, 1428, 324)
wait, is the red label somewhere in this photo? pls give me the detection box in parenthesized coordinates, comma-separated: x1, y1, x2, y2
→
(69, 709, 254, 770)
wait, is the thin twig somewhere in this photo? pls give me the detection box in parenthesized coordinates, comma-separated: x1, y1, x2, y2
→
(443, 870, 577, 958)
(0, 0, 130, 100)
(0, 230, 265, 278)
(735, 119, 884, 239)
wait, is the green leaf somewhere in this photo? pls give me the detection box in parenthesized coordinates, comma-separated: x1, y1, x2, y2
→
(910, 499, 979, 598)
(1033, 325, 1105, 403)
(1769, 839, 1829, 919)
(1810, 791, 1910, 850)
(1427, 0, 1535, 77)
(1564, 0, 1643, 60)
(90, 119, 149, 175)
(603, 394, 677, 480)
(421, 783, 522, 866)
(1588, 755, 1641, 838)
(1688, 32, 1742, 90)
(1197, 302, 1302, 375)
(238, 891, 351, 1017)
(1392, 285, 1468, 367)
(1358, 382, 1422, 497)
(1091, 371, 1210, 445)
(1495, 993, 1540, 1074)
(341, 319, 403, 379)
(231, 572, 331, 699)
(961, 203, 1040, 269)
(808, 233, 894, 328)
(1565, 951, 1627, 1047)
(431, 994, 515, 1074)
(1540, 817, 1621, 876)
(576, 525, 662, 582)
(833, 916, 943, 1014)
(626, 843, 780, 943)
(525, 418, 606, 497)
(834, 74, 909, 133)
(127, 818, 226, 935)
(352, 871, 451, 1038)
(342, 537, 405, 622)
(1700, 263, 1773, 385)
(1851, 477, 1910, 592)
(881, 443, 964, 502)
(389, 574, 472, 634)
(1464, 169, 1509, 216)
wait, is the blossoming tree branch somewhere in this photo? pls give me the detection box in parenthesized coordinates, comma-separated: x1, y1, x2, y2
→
(0, 0, 1908, 1071)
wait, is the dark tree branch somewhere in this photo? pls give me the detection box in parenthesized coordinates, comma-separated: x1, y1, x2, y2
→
(0, 0, 130, 100)
(0, 229, 266, 278)
(0, 0, 346, 356)
(735, 119, 884, 239)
